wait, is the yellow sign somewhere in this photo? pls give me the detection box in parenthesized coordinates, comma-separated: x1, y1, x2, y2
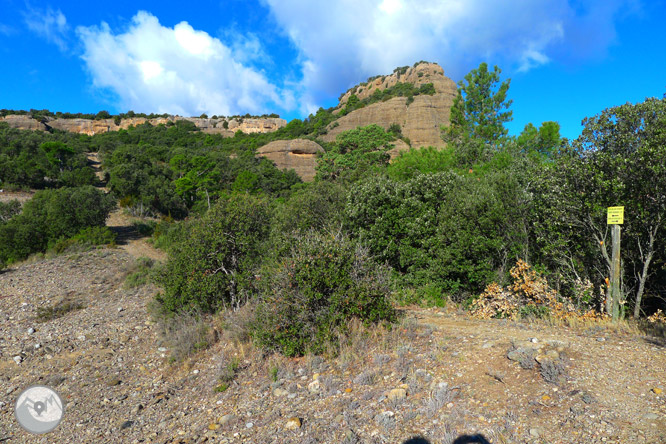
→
(607, 206, 624, 225)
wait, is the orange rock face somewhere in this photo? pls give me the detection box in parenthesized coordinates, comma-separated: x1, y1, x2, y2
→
(256, 139, 324, 182)
(0, 115, 286, 136)
(324, 62, 457, 150)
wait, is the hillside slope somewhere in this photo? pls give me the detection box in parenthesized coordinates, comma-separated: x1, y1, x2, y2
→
(0, 250, 663, 443)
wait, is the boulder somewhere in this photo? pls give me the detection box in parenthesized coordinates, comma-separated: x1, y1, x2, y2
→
(256, 139, 324, 182)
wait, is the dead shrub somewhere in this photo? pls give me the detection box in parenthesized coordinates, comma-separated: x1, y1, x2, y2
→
(472, 260, 603, 321)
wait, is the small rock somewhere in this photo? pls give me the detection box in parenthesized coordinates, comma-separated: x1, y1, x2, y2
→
(158, 347, 167, 352)
(34, 343, 41, 349)
(529, 428, 541, 437)
(387, 388, 407, 402)
(119, 420, 134, 430)
(245, 422, 253, 429)
(131, 404, 143, 415)
(284, 417, 302, 430)
(106, 377, 121, 387)
(596, 337, 606, 342)
(27, 327, 35, 334)
(208, 423, 220, 431)
(13, 355, 22, 364)
(536, 350, 559, 364)
(652, 388, 662, 395)
(308, 380, 320, 394)
(218, 414, 236, 425)
(273, 388, 289, 397)
(482, 342, 494, 349)
(192, 369, 199, 375)
(118, 307, 124, 312)
(643, 413, 659, 421)
(530, 338, 538, 343)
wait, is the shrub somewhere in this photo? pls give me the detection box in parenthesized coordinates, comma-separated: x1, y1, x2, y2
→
(50, 227, 116, 254)
(0, 200, 21, 222)
(124, 257, 156, 288)
(0, 186, 115, 265)
(416, 283, 447, 307)
(36, 297, 85, 322)
(250, 232, 396, 356)
(132, 220, 156, 236)
(471, 260, 602, 321)
(156, 193, 272, 313)
(149, 302, 212, 361)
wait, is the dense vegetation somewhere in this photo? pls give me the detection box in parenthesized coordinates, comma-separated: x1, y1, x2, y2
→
(0, 126, 97, 190)
(2, 62, 664, 356)
(0, 186, 114, 267)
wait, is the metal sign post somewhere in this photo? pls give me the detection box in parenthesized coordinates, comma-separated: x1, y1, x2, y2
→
(607, 206, 624, 322)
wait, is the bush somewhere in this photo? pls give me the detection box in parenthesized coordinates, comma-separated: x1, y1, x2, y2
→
(151, 218, 193, 253)
(124, 257, 156, 288)
(156, 193, 272, 313)
(50, 226, 116, 254)
(150, 304, 212, 361)
(250, 232, 396, 356)
(0, 186, 115, 265)
(0, 200, 21, 222)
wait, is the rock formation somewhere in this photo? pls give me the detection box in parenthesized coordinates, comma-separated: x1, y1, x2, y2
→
(0, 115, 286, 137)
(0, 115, 48, 131)
(323, 62, 457, 151)
(255, 139, 324, 182)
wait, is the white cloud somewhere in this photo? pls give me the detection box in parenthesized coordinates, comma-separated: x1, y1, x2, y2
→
(77, 12, 292, 117)
(262, 0, 636, 112)
(24, 7, 69, 50)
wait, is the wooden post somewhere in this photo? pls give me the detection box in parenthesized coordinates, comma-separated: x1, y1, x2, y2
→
(610, 224, 621, 322)
(607, 206, 624, 322)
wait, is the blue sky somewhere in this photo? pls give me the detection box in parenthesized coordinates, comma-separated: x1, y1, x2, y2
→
(0, 0, 664, 140)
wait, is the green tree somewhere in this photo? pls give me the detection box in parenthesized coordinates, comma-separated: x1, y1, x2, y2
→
(517, 121, 562, 157)
(316, 124, 395, 182)
(531, 97, 666, 318)
(445, 63, 513, 145)
(40, 141, 76, 173)
(575, 97, 666, 318)
(157, 193, 272, 313)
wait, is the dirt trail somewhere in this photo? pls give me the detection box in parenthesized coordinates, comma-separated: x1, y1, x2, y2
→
(86, 152, 166, 263)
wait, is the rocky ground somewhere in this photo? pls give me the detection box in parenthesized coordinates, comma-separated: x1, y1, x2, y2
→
(0, 244, 664, 444)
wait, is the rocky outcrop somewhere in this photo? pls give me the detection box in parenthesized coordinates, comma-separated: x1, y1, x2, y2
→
(0, 115, 48, 131)
(324, 62, 457, 149)
(0, 115, 286, 137)
(256, 139, 324, 182)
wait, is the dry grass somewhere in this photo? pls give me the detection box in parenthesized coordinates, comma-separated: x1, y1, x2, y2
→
(150, 306, 214, 362)
(35, 297, 85, 322)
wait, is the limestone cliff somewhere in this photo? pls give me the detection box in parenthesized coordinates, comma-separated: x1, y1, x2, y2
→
(256, 139, 324, 182)
(0, 115, 286, 136)
(323, 62, 457, 150)
(0, 115, 48, 131)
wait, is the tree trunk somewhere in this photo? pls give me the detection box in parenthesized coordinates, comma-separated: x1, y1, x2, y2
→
(633, 229, 656, 318)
